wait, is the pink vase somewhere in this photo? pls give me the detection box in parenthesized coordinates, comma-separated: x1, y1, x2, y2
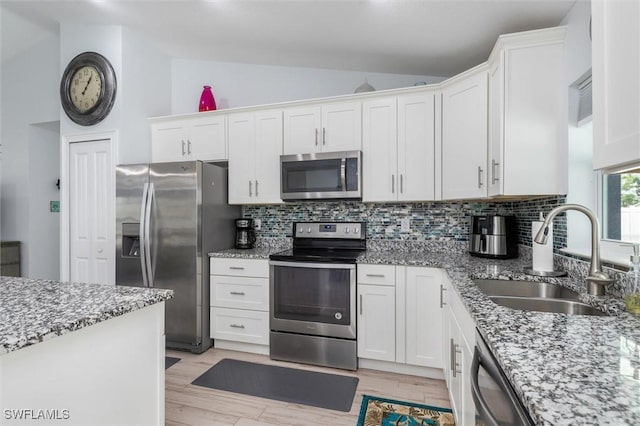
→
(199, 85, 217, 112)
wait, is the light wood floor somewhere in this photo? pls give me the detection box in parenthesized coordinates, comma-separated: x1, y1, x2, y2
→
(165, 348, 451, 426)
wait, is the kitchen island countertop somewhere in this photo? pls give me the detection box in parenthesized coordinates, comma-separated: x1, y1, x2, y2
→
(0, 276, 173, 355)
(359, 248, 637, 425)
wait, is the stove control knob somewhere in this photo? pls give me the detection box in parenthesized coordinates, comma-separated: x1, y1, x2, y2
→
(345, 228, 350, 234)
(298, 227, 303, 233)
(307, 227, 312, 233)
(353, 227, 359, 234)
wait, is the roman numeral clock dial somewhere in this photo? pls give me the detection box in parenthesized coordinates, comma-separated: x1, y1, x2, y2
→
(60, 52, 116, 126)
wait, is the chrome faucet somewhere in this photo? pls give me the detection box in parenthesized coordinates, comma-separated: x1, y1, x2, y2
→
(534, 204, 613, 296)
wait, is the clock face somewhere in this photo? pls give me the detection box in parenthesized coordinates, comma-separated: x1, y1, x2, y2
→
(60, 52, 116, 126)
(70, 66, 102, 113)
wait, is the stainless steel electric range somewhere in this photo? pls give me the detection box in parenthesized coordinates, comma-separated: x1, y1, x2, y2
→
(268, 221, 366, 371)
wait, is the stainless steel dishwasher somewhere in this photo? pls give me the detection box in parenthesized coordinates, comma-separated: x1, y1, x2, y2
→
(471, 330, 535, 426)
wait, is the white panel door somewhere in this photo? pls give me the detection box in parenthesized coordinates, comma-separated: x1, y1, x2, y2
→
(69, 139, 114, 285)
(254, 109, 283, 204)
(398, 92, 436, 201)
(228, 113, 256, 204)
(283, 107, 321, 154)
(405, 267, 443, 368)
(442, 70, 488, 200)
(362, 97, 397, 202)
(150, 122, 185, 163)
(188, 115, 227, 161)
(357, 284, 396, 362)
(592, 0, 640, 170)
(322, 101, 362, 152)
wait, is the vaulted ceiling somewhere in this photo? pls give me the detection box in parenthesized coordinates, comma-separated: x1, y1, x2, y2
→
(1, 0, 579, 77)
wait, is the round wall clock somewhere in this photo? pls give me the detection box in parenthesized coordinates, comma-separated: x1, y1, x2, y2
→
(60, 51, 117, 126)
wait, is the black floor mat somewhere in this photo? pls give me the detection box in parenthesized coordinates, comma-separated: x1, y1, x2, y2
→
(191, 358, 359, 412)
(165, 356, 180, 369)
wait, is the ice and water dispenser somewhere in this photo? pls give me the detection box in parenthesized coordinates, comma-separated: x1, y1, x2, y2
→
(121, 223, 141, 257)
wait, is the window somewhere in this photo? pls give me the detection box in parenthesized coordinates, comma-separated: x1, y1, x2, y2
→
(602, 172, 640, 243)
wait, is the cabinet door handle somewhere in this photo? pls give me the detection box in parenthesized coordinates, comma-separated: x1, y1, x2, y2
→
(315, 128, 319, 146)
(322, 127, 326, 145)
(359, 294, 363, 315)
(391, 175, 395, 194)
(187, 140, 192, 155)
(366, 273, 385, 278)
(249, 180, 253, 197)
(400, 174, 404, 194)
(491, 159, 500, 184)
(451, 339, 462, 377)
(229, 266, 245, 270)
(229, 291, 245, 296)
(478, 166, 484, 188)
(181, 140, 186, 156)
(255, 180, 259, 197)
(440, 284, 446, 308)
(229, 324, 245, 329)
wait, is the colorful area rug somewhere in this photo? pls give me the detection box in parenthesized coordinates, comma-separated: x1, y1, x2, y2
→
(357, 395, 455, 426)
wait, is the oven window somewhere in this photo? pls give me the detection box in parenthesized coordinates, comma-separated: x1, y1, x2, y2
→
(272, 265, 351, 325)
(282, 159, 342, 193)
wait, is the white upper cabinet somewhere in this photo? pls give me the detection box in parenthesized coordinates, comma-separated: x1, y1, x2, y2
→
(151, 114, 227, 163)
(228, 109, 283, 205)
(441, 68, 489, 200)
(363, 92, 436, 202)
(283, 101, 361, 154)
(488, 27, 567, 196)
(592, 0, 640, 170)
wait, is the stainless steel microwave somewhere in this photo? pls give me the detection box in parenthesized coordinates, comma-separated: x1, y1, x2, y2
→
(280, 151, 362, 200)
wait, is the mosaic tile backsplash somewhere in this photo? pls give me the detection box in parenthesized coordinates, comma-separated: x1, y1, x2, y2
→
(243, 195, 567, 251)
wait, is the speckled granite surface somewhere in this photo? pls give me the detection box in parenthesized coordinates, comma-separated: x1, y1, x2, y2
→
(359, 248, 639, 425)
(208, 237, 291, 259)
(0, 277, 173, 355)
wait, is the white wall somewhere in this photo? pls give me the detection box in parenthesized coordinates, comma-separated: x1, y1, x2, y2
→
(120, 28, 171, 164)
(28, 122, 60, 279)
(1, 33, 60, 278)
(170, 59, 444, 114)
(561, 1, 596, 252)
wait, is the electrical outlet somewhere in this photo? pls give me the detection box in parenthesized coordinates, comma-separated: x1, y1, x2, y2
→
(50, 201, 60, 213)
(253, 218, 262, 230)
(400, 218, 410, 232)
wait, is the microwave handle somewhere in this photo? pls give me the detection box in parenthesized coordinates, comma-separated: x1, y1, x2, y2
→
(340, 158, 347, 191)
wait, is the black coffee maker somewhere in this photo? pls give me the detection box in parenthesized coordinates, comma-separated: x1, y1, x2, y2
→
(235, 218, 256, 249)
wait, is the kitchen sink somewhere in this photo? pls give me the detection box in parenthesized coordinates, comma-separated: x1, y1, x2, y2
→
(473, 279, 581, 301)
(473, 279, 609, 316)
(488, 296, 608, 316)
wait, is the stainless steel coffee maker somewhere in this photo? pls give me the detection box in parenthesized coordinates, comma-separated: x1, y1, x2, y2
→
(235, 218, 256, 249)
(469, 215, 518, 259)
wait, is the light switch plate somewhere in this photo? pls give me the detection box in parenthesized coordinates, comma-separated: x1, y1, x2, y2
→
(400, 218, 410, 232)
(253, 218, 261, 230)
(50, 201, 60, 213)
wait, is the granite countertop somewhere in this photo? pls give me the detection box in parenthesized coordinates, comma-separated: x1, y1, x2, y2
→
(208, 247, 287, 260)
(359, 248, 638, 425)
(0, 277, 173, 355)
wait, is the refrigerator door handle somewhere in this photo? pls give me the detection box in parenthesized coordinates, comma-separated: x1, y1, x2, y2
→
(145, 182, 155, 286)
(139, 183, 149, 287)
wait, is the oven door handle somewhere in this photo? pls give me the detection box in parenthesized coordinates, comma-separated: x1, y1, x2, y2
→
(471, 347, 500, 426)
(269, 260, 356, 270)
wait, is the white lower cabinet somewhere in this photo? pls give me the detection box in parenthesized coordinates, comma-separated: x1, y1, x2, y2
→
(357, 264, 444, 369)
(210, 258, 270, 354)
(444, 275, 476, 425)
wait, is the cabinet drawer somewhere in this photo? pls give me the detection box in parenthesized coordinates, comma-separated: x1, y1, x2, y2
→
(211, 276, 268, 311)
(357, 264, 396, 286)
(210, 307, 269, 345)
(210, 258, 269, 278)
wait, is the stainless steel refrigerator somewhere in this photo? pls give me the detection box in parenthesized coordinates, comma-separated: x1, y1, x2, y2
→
(115, 161, 239, 353)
